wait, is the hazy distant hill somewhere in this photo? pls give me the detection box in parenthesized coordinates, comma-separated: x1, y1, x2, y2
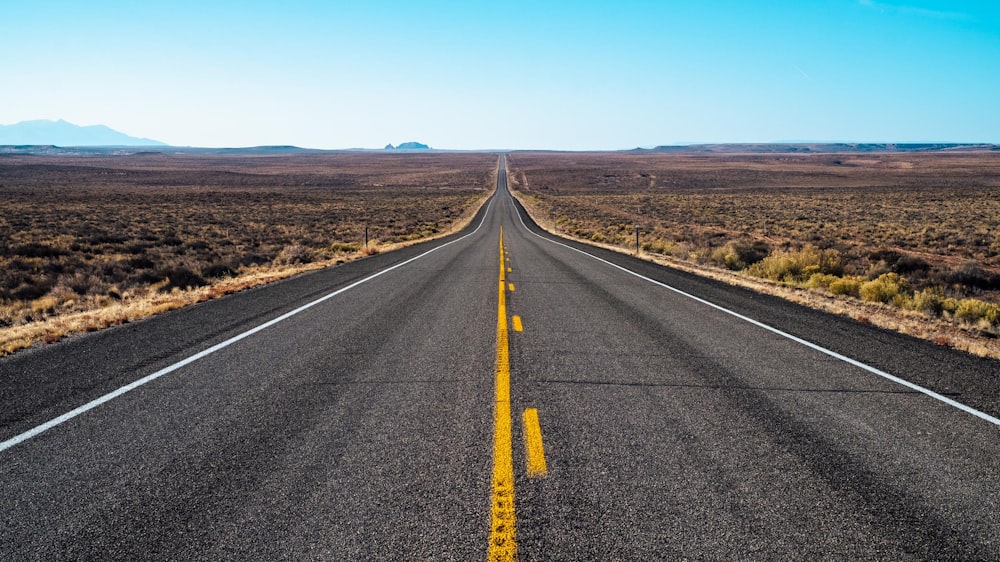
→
(641, 143, 999, 154)
(0, 145, 335, 156)
(385, 142, 430, 150)
(0, 119, 167, 147)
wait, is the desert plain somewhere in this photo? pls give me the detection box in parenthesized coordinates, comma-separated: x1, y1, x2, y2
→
(2, 149, 1000, 358)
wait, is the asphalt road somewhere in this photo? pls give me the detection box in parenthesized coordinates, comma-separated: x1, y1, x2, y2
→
(3, 156, 1000, 560)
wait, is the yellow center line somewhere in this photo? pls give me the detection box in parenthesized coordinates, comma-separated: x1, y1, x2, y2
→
(512, 315, 523, 332)
(523, 408, 548, 478)
(508, 283, 515, 292)
(489, 226, 517, 561)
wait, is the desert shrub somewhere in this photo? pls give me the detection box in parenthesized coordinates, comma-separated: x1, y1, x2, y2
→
(865, 260, 893, 279)
(805, 273, 864, 297)
(128, 256, 156, 269)
(590, 232, 606, 243)
(328, 242, 361, 253)
(805, 273, 839, 290)
(748, 244, 842, 283)
(641, 239, 673, 255)
(944, 262, 1000, 291)
(274, 244, 312, 265)
(748, 253, 798, 281)
(88, 233, 129, 245)
(125, 242, 153, 254)
(201, 262, 238, 279)
(906, 287, 946, 315)
(240, 253, 270, 267)
(134, 270, 166, 285)
(893, 254, 930, 275)
(743, 241, 771, 265)
(1, 270, 25, 294)
(31, 295, 60, 314)
(11, 243, 67, 258)
(0, 303, 19, 327)
(101, 262, 131, 284)
(859, 273, 910, 303)
(44, 261, 66, 275)
(868, 250, 901, 266)
(159, 267, 207, 292)
(669, 242, 696, 261)
(829, 277, 863, 297)
(63, 272, 104, 295)
(711, 240, 770, 271)
(8, 259, 31, 272)
(867, 250, 930, 275)
(954, 298, 1000, 326)
(12, 278, 56, 301)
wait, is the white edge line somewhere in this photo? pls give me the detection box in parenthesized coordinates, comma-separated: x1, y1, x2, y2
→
(509, 191, 1000, 428)
(0, 195, 499, 453)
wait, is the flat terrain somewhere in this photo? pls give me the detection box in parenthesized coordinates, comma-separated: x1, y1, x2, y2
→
(0, 152, 495, 353)
(508, 151, 1000, 349)
(508, 151, 1000, 274)
(3, 158, 1000, 560)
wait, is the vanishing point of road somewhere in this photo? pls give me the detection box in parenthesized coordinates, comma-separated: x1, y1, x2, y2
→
(3, 156, 1000, 560)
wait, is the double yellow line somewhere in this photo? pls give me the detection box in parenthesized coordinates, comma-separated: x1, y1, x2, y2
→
(489, 226, 548, 561)
(489, 227, 517, 560)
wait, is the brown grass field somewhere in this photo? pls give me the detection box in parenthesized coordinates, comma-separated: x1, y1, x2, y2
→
(507, 151, 1000, 358)
(5, 149, 1000, 359)
(0, 152, 496, 355)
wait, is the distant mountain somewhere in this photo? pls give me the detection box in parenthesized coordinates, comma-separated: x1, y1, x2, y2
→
(211, 145, 319, 154)
(385, 141, 430, 150)
(0, 119, 167, 147)
(639, 143, 999, 154)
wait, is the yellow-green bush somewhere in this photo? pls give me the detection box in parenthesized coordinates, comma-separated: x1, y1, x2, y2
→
(327, 242, 361, 253)
(747, 244, 842, 283)
(859, 273, 910, 303)
(804, 273, 864, 297)
(641, 239, 674, 255)
(711, 245, 744, 271)
(905, 287, 945, 315)
(954, 298, 1000, 326)
(805, 273, 839, 290)
(829, 277, 864, 297)
(806, 273, 863, 297)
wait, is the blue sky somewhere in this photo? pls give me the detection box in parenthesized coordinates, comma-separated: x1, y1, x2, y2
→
(3, 0, 998, 149)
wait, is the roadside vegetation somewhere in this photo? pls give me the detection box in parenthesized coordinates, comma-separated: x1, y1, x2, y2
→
(507, 151, 1000, 358)
(0, 152, 496, 356)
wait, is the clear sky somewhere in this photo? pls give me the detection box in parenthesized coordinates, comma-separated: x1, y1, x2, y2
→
(3, 0, 998, 150)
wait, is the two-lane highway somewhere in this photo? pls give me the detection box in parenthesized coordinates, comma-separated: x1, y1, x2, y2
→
(3, 156, 1000, 560)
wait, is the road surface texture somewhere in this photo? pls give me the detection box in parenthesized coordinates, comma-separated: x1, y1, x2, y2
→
(3, 156, 1000, 560)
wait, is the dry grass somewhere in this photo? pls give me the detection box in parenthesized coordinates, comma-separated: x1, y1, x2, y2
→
(0, 152, 497, 356)
(508, 151, 1000, 360)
